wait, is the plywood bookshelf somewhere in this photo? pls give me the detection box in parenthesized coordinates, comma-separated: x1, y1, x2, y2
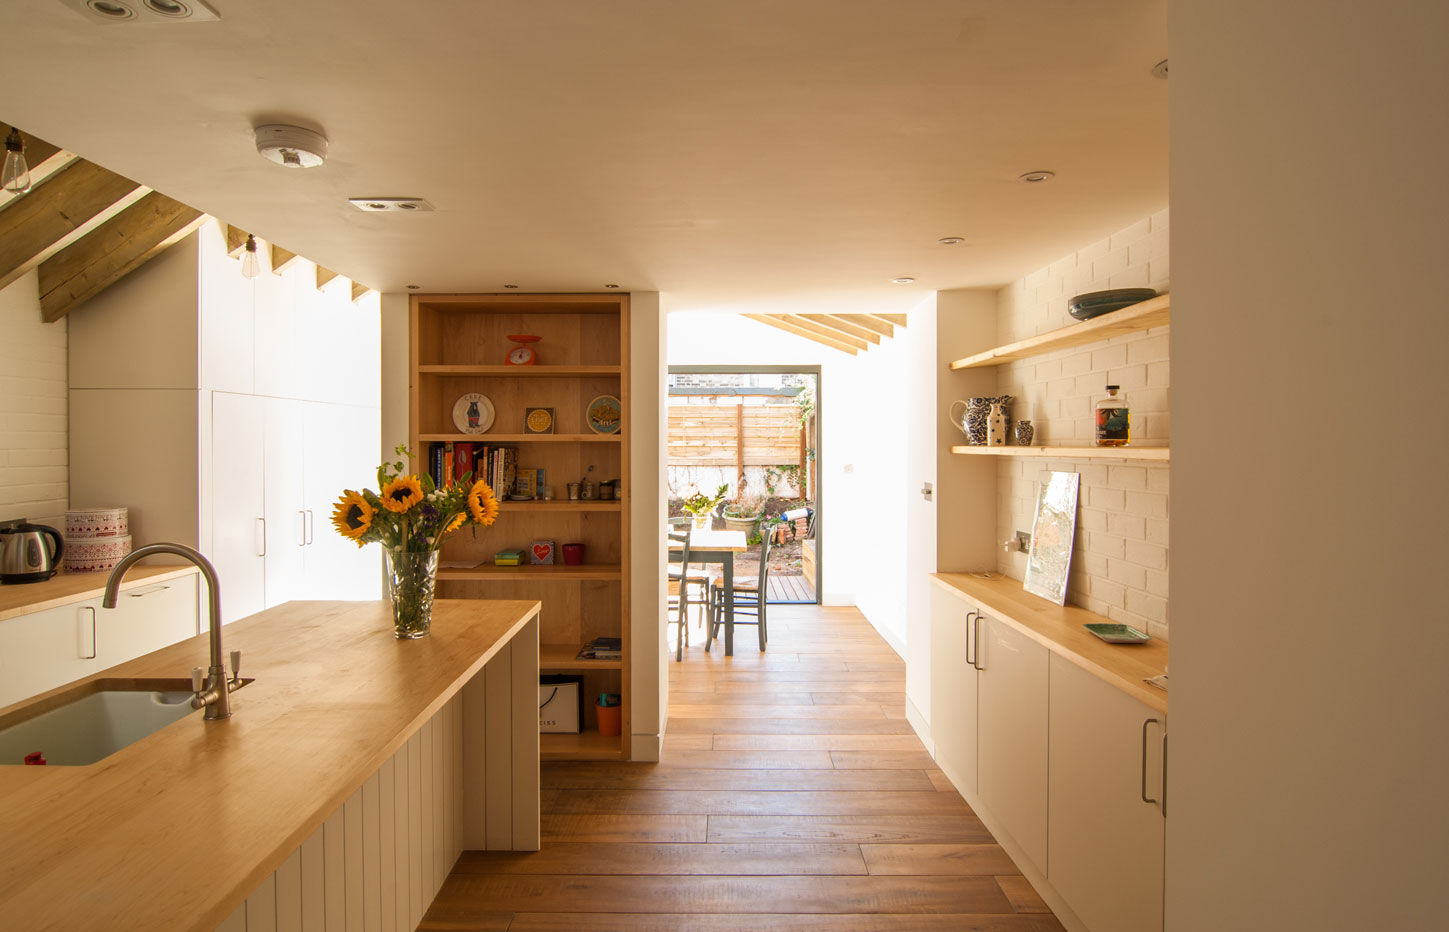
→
(410, 293, 631, 761)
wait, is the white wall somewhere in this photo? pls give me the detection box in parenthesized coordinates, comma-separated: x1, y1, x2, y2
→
(1168, 2, 1449, 928)
(629, 293, 666, 761)
(993, 211, 1172, 638)
(0, 271, 67, 529)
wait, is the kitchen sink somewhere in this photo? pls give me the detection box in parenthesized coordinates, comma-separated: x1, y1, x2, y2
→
(0, 678, 249, 767)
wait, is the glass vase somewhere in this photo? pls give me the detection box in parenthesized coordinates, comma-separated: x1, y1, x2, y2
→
(384, 548, 439, 639)
(691, 513, 710, 531)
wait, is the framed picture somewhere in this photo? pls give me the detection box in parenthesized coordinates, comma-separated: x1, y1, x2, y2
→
(1023, 471, 1081, 605)
(524, 406, 555, 434)
(529, 539, 556, 565)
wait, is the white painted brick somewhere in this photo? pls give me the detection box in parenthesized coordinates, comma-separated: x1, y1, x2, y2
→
(1047, 378, 1077, 400)
(1147, 360, 1170, 387)
(1034, 359, 1062, 382)
(1109, 266, 1152, 290)
(1146, 517, 1170, 545)
(1146, 620, 1170, 642)
(1078, 507, 1108, 532)
(1108, 512, 1147, 540)
(1124, 539, 1168, 570)
(1129, 334, 1170, 365)
(1076, 464, 1108, 485)
(1024, 267, 1048, 290)
(1126, 588, 1168, 621)
(1081, 552, 1109, 577)
(1091, 344, 1129, 372)
(1150, 207, 1170, 232)
(1149, 256, 1170, 287)
(1091, 532, 1126, 559)
(1110, 218, 1151, 251)
(1060, 352, 1093, 378)
(1077, 594, 1110, 617)
(1077, 238, 1111, 263)
(1126, 491, 1169, 518)
(1059, 395, 1089, 419)
(1108, 465, 1148, 491)
(1107, 559, 1147, 591)
(1133, 388, 1170, 413)
(1093, 248, 1131, 281)
(1049, 255, 1076, 281)
(1090, 577, 1127, 607)
(1146, 467, 1170, 493)
(1089, 487, 1125, 511)
(1112, 363, 1150, 391)
(1145, 570, 1170, 598)
(1064, 264, 1095, 295)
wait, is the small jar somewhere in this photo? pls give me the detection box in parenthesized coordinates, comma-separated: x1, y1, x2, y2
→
(566, 482, 580, 501)
(987, 403, 1008, 446)
(1095, 384, 1130, 446)
(1015, 419, 1034, 446)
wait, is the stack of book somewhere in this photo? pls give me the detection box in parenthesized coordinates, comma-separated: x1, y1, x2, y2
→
(575, 637, 622, 661)
(430, 441, 518, 494)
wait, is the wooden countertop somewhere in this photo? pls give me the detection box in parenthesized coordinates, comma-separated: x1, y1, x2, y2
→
(0, 597, 541, 932)
(0, 565, 199, 622)
(932, 573, 1169, 714)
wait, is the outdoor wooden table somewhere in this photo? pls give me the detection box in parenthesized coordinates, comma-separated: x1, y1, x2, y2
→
(668, 528, 750, 656)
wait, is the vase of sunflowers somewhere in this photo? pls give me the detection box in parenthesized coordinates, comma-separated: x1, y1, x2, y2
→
(332, 445, 500, 639)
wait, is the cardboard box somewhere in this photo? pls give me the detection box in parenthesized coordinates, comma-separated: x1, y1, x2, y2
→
(539, 675, 584, 733)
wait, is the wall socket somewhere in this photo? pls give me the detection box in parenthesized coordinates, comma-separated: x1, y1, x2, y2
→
(1014, 531, 1031, 553)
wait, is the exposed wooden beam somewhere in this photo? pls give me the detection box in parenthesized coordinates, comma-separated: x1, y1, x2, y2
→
(0, 159, 148, 291)
(316, 266, 339, 290)
(225, 224, 249, 257)
(776, 315, 871, 351)
(350, 280, 372, 301)
(799, 314, 881, 344)
(742, 314, 858, 355)
(835, 313, 896, 337)
(879, 313, 908, 326)
(0, 127, 75, 210)
(269, 243, 303, 275)
(38, 193, 205, 322)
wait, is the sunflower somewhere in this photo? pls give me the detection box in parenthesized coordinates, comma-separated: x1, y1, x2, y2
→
(467, 479, 500, 526)
(444, 512, 466, 534)
(331, 491, 374, 544)
(381, 475, 424, 513)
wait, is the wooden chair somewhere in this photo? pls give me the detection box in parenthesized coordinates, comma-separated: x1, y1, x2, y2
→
(706, 530, 772, 652)
(667, 518, 712, 633)
(666, 530, 693, 662)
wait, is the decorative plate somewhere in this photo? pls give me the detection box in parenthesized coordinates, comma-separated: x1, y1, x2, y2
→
(451, 393, 496, 434)
(1067, 288, 1158, 321)
(1083, 622, 1152, 644)
(524, 406, 555, 434)
(586, 394, 622, 434)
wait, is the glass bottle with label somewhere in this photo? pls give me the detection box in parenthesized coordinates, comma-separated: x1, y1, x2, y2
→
(1095, 384, 1130, 446)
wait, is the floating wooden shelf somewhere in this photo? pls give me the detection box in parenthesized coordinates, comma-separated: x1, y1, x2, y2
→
(948, 294, 1170, 370)
(418, 364, 622, 377)
(951, 444, 1170, 461)
(540, 643, 623, 670)
(541, 729, 625, 761)
(418, 432, 622, 443)
(437, 564, 623, 582)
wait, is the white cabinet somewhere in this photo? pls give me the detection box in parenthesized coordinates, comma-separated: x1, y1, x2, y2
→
(1048, 654, 1166, 932)
(211, 392, 267, 622)
(976, 612, 1050, 873)
(0, 573, 199, 708)
(929, 584, 979, 795)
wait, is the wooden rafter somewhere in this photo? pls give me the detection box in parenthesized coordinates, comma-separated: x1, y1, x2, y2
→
(835, 313, 896, 337)
(0, 159, 148, 291)
(316, 266, 339, 290)
(878, 313, 908, 326)
(269, 243, 303, 275)
(224, 224, 249, 257)
(799, 314, 881, 344)
(742, 314, 858, 355)
(351, 280, 372, 301)
(777, 315, 870, 351)
(38, 193, 205, 322)
(0, 127, 75, 210)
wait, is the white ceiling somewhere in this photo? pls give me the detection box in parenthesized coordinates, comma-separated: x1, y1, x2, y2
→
(4, 0, 1167, 315)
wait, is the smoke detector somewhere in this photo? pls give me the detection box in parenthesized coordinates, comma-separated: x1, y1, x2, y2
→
(59, 0, 220, 23)
(255, 124, 328, 168)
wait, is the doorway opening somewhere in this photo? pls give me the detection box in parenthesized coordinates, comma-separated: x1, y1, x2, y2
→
(667, 366, 819, 604)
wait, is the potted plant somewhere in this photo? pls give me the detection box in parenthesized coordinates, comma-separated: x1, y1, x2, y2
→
(722, 491, 766, 535)
(680, 484, 729, 530)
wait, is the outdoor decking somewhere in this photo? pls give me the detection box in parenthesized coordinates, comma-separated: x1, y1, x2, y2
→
(766, 573, 815, 603)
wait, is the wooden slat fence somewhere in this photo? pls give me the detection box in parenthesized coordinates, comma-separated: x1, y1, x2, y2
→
(668, 404, 804, 468)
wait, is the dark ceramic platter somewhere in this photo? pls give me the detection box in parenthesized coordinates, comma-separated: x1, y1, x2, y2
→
(1067, 288, 1158, 321)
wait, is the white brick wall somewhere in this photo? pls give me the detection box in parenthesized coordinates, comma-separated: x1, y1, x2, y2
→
(0, 271, 68, 529)
(995, 209, 1171, 639)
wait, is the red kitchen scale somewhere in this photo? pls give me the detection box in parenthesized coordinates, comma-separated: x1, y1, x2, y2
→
(505, 334, 541, 366)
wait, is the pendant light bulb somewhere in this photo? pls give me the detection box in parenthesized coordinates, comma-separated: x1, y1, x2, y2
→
(241, 234, 261, 279)
(3, 128, 32, 194)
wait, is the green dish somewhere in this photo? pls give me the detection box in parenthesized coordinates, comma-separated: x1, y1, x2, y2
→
(1084, 622, 1151, 644)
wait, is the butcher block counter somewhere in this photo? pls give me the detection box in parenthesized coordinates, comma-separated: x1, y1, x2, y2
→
(0, 597, 542, 932)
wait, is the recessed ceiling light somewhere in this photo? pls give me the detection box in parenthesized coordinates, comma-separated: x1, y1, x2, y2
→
(604, 283, 620, 289)
(406, 284, 420, 290)
(892, 277, 916, 285)
(1018, 170, 1056, 184)
(937, 236, 965, 246)
(60, 0, 220, 23)
(1151, 59, 1169, 79)
(255, 124, 328, 168)
(347, 197, 434, 212)
(503, 284, 519, 289)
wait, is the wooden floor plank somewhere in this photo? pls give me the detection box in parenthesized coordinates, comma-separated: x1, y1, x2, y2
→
(655, 749, 836, 770)
(861, 843, 1020, 875)
(503, 915, 1066, 932)
(830, 749, 940, 770)
(548, 789, 971, 816)
(452, 843, 868, 876)
(541, 813, 707, 843)
(712, 734, 925, 751)
(428, 874, 1014, 915)
(667, 717, 915, 735)
(666, 703, 893, 719)
(542, 764, 934, 792)
(706, 814, 995, 844)
(996, 875, 1055, 914)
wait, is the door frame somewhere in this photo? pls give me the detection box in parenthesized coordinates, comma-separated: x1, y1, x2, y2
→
(667, 364, 822, 604)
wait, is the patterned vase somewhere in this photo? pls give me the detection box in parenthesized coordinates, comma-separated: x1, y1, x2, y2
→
(1015, 420, 1034, 446)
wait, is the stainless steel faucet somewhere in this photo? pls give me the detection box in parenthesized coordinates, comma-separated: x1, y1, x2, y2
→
(103, 542, 242, 721)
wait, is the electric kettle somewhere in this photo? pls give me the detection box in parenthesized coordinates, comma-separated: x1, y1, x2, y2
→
(0, 519, 65, 583)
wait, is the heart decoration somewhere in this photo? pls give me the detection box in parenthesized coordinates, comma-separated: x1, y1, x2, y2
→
(530, 541, 555, 565)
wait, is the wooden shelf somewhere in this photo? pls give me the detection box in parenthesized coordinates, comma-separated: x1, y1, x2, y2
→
(951, 444, 1170, 462)
(540, 643, 623, 670)
(541, 728, 625, 761)
(948, 294, 1170, 370)
(502, 500, 623, 513)
(437, 563, 623, 582)
(418, 364, 622, 377)
(418, 432, 622, 443)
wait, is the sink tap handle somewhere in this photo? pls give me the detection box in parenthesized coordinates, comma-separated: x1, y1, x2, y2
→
(230, 649, 242, 680)
(191, 666, 204, 693)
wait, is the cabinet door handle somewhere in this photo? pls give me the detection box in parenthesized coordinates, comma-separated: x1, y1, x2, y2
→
(972, 614, 984, 671)
(256, 517, 267, 557)
(1141, 717, 1164, 813)
(305, 509, 315, 545)
(124, 584, 170, 598)
(298, 510, 308, 547)
(78, 606, 96, 660)
(1160, 730, 1169, 818)
(964, 611, 977, 667)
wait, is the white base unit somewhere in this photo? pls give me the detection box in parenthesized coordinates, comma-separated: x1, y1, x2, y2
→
(929, 583, 979, 796)
(1049, 654, 1166, 932)
(976, 612, 1049, 874)
(0, 572, 198, 708)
